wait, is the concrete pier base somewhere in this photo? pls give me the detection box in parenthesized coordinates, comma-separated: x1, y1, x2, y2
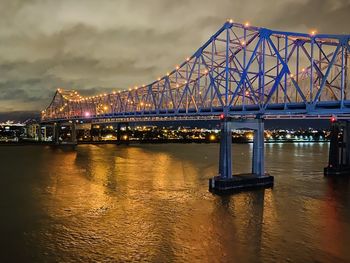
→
(324, 166, 350, 176)
(324, 120, 350, 176)
(209, 174, 274, 194)
(210, 117, 273, 195)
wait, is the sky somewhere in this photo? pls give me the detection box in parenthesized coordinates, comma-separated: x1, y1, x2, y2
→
(0, 0, 349, 112)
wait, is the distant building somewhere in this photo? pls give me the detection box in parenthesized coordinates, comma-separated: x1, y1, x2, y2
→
(0, 121, 26, 142)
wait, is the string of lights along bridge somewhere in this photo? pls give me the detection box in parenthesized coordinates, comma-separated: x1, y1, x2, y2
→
(41, 21, 350, 194)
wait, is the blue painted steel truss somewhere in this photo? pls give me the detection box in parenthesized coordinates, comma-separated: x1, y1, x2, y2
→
(42, 22, 350, 122)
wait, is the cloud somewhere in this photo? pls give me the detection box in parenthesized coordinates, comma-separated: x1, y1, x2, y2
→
(0, 0, 349, 111)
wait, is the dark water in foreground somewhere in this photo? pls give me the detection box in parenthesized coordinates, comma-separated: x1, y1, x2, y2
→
(0, 143, 350, 262)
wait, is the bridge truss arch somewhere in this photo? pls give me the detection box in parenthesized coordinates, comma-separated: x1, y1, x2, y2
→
(42, 22, 350, 122)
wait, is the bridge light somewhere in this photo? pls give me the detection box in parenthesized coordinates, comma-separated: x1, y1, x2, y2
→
(84, 112, 90, 117)
(103, 106, 108, 111)
(331, 116, 337, 123)
(241, 41, 246, 46)
(245, 91, 250, 96)
(310, 30, 317, 36)
(219, 113, 225, 120)
(302, 68, 305, 72)
(186, 57, 190, 61)
(229, 19, 234, 24)
(176, 65, 180, 70)
(244, 22, 250, 27)
(204, 69, 208, 74)
(166, 72, 170, 76)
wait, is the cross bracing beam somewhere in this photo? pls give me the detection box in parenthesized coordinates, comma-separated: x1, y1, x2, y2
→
(41, 22, 350, 123)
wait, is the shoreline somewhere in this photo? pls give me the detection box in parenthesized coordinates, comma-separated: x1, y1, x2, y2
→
(0, 139, 329, 146)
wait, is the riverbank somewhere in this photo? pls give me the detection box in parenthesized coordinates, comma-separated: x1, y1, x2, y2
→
(0, 139, 329, 146)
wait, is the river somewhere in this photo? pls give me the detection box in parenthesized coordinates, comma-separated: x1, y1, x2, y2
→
(0, 143, 350, 262)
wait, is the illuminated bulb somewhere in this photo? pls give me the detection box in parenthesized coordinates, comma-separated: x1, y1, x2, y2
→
(245, 91, 250, 96)
(310, 30, 317, 36)
(302, 68, 305, 72)
(186, 57, 190, 61)
(290, 74, 294, 78)
(176, 65, 180, 70)
(244, 22, 250, 27)
(229, 19, 233, 24)
(158, 77, 161, 81)
(241, 41, 246, 46)
(204, 69, 208, 74)
(176, 84, 179, 88)
(167, 72, 170, 76)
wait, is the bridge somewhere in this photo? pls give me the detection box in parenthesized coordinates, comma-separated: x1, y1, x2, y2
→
(41, 21, 350, 193)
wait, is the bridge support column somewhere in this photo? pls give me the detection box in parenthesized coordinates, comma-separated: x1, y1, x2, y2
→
(218, 120, 232, 178)
(117, 122, 130, 145)
(252, 119, 265, 176)
(324, 120, 350, 175)
(42, 126, 47, 142)
(53, 123, 60, 144)
(37, 124, 42, 142)
(209, 117, 273, 194)
(71, 122, 77, 144)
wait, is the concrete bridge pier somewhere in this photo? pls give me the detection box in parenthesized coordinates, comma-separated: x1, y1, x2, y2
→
(53, 123, 60, 144)
(70, 121, 77, 145)
(209, 117, 274, 194)
(52, 122, 77, 146)
(324, 120, 350, 175)
(116, 122, 130, 145)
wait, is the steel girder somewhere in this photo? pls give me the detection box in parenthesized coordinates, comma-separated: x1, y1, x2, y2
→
(41, 22, 350, 122)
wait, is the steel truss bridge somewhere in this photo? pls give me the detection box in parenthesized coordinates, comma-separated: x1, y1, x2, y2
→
(42, 21, 350, 123)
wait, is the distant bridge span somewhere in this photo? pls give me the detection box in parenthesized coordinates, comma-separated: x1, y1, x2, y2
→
(41, 21, 350, 123)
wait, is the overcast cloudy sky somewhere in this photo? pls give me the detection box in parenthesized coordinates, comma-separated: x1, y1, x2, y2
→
(0, 0, 349, 111)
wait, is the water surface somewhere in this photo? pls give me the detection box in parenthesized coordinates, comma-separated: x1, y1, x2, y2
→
(0, 143, 350, 262)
